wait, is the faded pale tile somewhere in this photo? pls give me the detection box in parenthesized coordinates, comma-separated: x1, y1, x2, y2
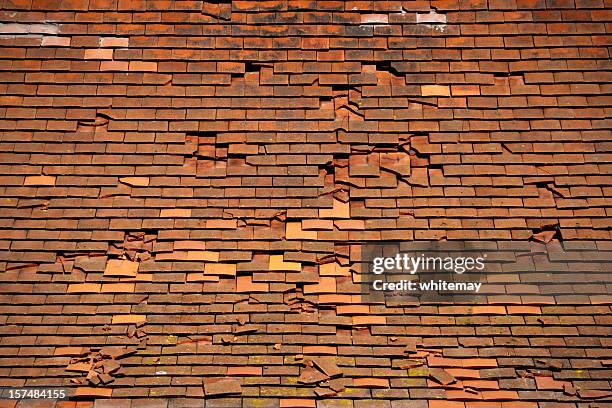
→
(304, 277, 336, 294)
(104, 259, 139, 277)
(111, 315, 146, 325)
(67, 283, 101, 293)
(236, 276, 268, 292)
(119, 177, 149, 186)
(186, 251, 219, 261)
(421, 84, 451, 97)
(319, 199, 350, 219)
(24, 175, 56, 186)
(268, 255, 301, 272)
(160, 208, 192, 217)
(286, 222, 317, 240)
(204, 263, 237, 276)
(319, 262, 350, 276)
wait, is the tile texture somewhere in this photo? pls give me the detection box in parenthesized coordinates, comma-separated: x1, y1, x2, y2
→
(0, 0, 611, 407)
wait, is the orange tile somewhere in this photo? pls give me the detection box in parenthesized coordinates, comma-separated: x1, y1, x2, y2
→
(236, 276, 268, 292)
(101, 283, 135, 293)
(421, 84, 451, 96)
(205, 263, 237, 276)
(303, 277, 336, 294)
(24, 175, 56, 186)
(118, 176, 149, 186)
(67, 283, 101, 293)
(103, 259, 139, 277)
(319, 199, 350, 219)
(352, 378, 389, 388)
(112, 315, 146, 325)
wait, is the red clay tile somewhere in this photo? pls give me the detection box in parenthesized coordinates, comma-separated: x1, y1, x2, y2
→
(103, 259, 139, 278)
(24, 175, 56, 186)
(297, 366, 329, 384)
(0, 1, 609, 406)
(226, 366, 262, 376)
(74, 387, 113, 398)
(303, 346, 337, 355)
(111, 315, 146, 325)
(204, 378, 242, 396)
(67, 283, 101, 293)
(84, 49, 113, 60)
(353, 378, 389, 389)
(279, 399, 316, 408)
(312, 357, 342, 378)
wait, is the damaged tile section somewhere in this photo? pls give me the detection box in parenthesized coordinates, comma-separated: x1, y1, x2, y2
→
(0, 22, 59, 36)
(0, 0, 610, 406)
(416, 9, 448, 32)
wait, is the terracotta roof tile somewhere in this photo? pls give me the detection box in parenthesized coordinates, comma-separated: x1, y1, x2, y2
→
(0, 0, 610, 406)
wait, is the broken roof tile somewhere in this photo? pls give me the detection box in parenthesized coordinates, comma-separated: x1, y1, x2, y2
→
(0, 1, 609, 406)
(298, 366, 330, 385)
(312, 357, 343, 378)
(429, 368, 457, 386)
(285, 222, 318, 240)
(103, 259, 139, 278)
(319, 199, 351, 219)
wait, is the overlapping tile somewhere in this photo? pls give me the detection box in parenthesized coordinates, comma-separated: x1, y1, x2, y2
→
(0, 0, 610, 406)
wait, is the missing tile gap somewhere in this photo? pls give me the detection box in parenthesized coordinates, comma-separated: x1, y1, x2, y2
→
(408, 146, 431, 160)
(318, 187, 346, 197)
(501, 143, 514, 154)
(246, 62, 271, 72)
(540, 182, 566, 198)
(99, 192, 130, 199)
(407, 98, 438, 108)
(332, 151, 350, 161)
(201, 0, 232, 21)
(230, 62, 269, 79)
(96, 112, 113, 121)
(336, 105, 364, 118)
(330, 84, 361, 94)
(530, 224, 562, 243)
(186, 131, 217, 137)
(319, 162, 335, 177)
(374, 62, 403, 78)
(78, 112, 112, 128)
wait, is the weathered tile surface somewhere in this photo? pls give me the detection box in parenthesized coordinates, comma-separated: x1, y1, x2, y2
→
(0, 0, 610, 406)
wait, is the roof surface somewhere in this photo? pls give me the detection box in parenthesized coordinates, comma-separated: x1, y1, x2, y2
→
(0, 0, 611, 407)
